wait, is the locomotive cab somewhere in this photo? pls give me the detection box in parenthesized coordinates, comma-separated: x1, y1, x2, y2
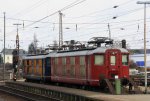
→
(91, 47, 129, 86)
(106, 49, 129, 80)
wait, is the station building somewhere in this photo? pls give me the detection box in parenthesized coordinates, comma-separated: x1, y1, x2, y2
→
(1, 48, 26, 64)
(130, 49, 150, 68)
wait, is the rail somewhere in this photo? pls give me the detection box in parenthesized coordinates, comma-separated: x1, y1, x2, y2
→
(3, 81, 100, 101)
(0, 85, 61, 101)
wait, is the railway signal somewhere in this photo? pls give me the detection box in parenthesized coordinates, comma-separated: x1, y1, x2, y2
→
(12, 23, 22, 80)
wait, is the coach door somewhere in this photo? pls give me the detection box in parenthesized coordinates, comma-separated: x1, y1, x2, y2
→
(106, 49, 121, 79)
(44, 57, 51, 81)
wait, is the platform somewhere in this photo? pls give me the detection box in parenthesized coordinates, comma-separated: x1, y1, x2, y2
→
(0, 81, 5, 86)
(3, 81, 150, 101)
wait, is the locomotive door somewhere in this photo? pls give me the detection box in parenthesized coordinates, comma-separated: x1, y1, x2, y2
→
(106, 50, 121, 79)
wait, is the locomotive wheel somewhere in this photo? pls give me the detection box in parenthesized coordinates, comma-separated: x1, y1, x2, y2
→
(121, 78, 129, 86)
(99, 79, 107, 90)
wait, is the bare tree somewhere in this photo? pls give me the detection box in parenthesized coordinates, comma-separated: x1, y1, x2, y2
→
(129, 60, 137, 69)
(28, 34, 39, 54)
(28, 42, 35, 54)
(33, 34, 38, 53)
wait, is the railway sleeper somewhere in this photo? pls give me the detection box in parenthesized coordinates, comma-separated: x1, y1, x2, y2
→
(0, 86, 61, 101)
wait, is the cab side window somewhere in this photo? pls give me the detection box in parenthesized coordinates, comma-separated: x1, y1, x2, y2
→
(122, 55, 128, 65)
(94, 55, 104, 65)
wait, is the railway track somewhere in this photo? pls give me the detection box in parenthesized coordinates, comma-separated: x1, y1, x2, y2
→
(4, 81, 101, 101)
(0, 85, 62, 101)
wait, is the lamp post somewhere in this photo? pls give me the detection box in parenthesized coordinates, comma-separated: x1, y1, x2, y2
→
(3, 12, 5, 81)
(137, 1, 150, 93)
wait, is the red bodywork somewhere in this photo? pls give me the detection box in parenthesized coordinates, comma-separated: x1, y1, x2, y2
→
(51, 48, 129, 86)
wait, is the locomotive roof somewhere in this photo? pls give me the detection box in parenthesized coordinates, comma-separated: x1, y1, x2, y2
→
(22, 47, 128, 59)
(48, 47, 128, 57)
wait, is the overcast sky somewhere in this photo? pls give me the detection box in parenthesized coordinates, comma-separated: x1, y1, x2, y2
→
(0, 0, 150, 51)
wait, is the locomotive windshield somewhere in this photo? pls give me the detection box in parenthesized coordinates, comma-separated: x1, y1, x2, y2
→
(110, 56, 116, 65)
(122, 55, 128, 65)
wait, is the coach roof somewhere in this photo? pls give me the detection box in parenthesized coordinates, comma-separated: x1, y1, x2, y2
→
(48, 47, 128, 57)
(22, 54, 47, 59)
(22, 47, 128, 59)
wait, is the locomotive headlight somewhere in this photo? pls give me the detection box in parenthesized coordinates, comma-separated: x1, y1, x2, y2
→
(115, 75, 118, 79)
(112, 52, 117, 55)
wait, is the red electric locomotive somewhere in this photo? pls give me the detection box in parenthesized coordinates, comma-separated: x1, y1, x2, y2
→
(50, 47, 129, 86)
(22, 37, 129, 88)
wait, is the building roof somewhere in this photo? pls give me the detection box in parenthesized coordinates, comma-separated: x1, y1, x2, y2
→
(1, 48, 27, 55)
(130, 54, 150, 67)
(129, 49, 150, 54)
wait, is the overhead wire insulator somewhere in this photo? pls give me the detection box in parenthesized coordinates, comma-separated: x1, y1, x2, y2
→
(137, 23, 139, 32)
(23, 20, 24, 30)
(76, 24, 78, 31)
(113, 5, 118, 8)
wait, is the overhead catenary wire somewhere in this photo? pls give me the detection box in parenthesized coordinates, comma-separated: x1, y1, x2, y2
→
(1, 16, 150, 25)
(23, 0, 87, 29)
(0, 0, 141, 25)
(0, 0, 86, 43)
(59, 6, 148, 36)
(0, 1, 148, 28)
(2, 0, 150, 50)
(23, 19, 150, 42)
(10, 0, 48, 18)
(73, 6, 148, 30)
(64, 0, 137, 19)
(1, 0, 135, 25)
(3, 0, 87, 39)
(3, 16, 150, 39)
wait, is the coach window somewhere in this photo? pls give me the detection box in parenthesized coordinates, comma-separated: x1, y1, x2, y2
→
(70, 57, 75, 65)
(27, 60, 29, 66)
(80, 56, 85, 77)
(80, 56, 85, 65)
(94, 55, 104, 65)
(36, 59, 39, 74)
(62, 57, 66, 65)
(70, 57, 75, 76)
(54, 58, 58, 75)
(31, 60, 34, 73)
(110, 56, 116, 65)
(54, 58, 58, 65)
(122, 55, 128, 65)
(62, 57, 66, 75)
(27, 60, 29, 73)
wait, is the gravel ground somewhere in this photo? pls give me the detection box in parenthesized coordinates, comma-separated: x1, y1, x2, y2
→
(0, 91, 26, 101)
